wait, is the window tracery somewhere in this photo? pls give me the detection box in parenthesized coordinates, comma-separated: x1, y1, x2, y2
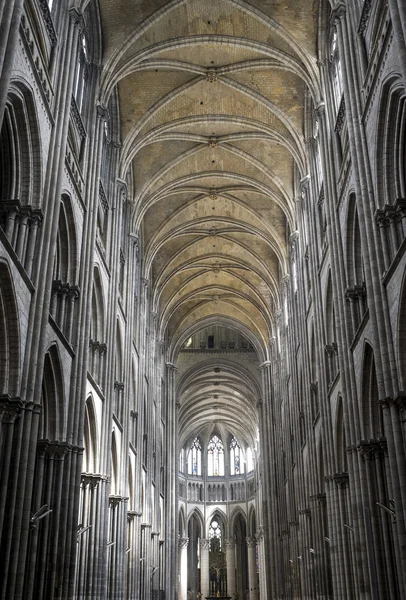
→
(208, 435, 224, 476)
(230, 437, 244, 476)
(188, 437, 202, 476)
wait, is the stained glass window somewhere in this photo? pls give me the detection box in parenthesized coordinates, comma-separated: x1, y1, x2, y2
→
(188, 438, 202, 476)
(207, 435, 224, 476)
(209, 518, 222, 551)
(230, 437, 244, 475)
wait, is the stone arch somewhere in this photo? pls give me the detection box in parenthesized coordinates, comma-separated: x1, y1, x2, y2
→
(83, 395, 98, 473)
(397, 270, 406, 391)
(39, 344, 65, 441)
(233, 510, 248, 597)
(170, 315, 266, 363)
(360, 342, 382, 441)
(335, 395, 347, 473)
(115, 317, 124, 383)
(111, 430, 119, 495)
(376, 75, 406, 204)
(0, 261, 20, 396)
(0, 80, 42, 206)
(345, 192, 367, 332)
(54, 194, 78, 285)
(91, 266, 106, 341)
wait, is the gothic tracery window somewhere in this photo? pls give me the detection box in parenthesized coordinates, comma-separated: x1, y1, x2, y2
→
(230, 436, 244, 475)
(330, 29, 343, 114)
(246, 446, 254, 473)
(207, 435, 224, 476)
(179, 448, 185, 473)
(73, 31, 89, 114)
(188, 437, 202, 476)
(209, 518, 222, 552)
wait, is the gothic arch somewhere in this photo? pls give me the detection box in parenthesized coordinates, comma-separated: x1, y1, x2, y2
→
(115, 317, 124, 382)
(0, 80, 42, 207)
(39, 344, 65, 441)
(178, 506, 186, 537)
(376, 75, 406, 204)
(0, 261, 20, 396)
(91, 266, 106, 341)
(83, 395, 98, 473)
(360, 343, 382, 440)
(345, 193, 363, 286)
(54, 194, 78, 285)
(111, 430, 119, 495)
(188, 508, 204, 535)
(335, 395, 347, 473)
(324, 271, 336, 345)
(229, 506, 247, 536)
(398, 271, 406, 390)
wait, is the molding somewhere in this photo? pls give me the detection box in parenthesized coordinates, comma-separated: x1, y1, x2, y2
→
(36, 0, 57, 46)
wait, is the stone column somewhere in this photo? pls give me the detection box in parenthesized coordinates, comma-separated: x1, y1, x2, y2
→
(179, 537, 189, 600)
(225, 538, 236, 597)
(0, 0, 24, 127)
(165, 362, 178, 600)
(200, 538, 210, 599)
(246, 537, 258, 600)
(255, 528, 266, 600)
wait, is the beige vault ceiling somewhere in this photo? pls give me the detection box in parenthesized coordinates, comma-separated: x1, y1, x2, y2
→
(98, 0, 321, 442)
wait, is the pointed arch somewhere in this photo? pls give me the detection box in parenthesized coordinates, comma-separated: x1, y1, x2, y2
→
(54, 194, 78, 285)
(111, 430, 119, 495)
(83, 395, 98, 473)
(0, 81, 42, 207)
(397, 270, 406, 390)
(335, 395, 347, 473)
(361, 343, 382, 440)
(39, 344, 65, 441)
(0, 261, 20, 396)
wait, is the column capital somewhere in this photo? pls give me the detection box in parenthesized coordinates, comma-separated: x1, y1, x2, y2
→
(314, 101, 326, 119)
(69, 8, 85, 31)
(224, 537, 236, 549)
(255, 526, 264, 542)
(330, 2, 347, 24)
(96, 103, 110, 122)
(246, 536, 256, 547)
(117, 178, 128, 202)
(259, 360, 272, 370)
(166, 362, 177, 372)
(289, 230, 299, 245)
(200, 538, 211, 550)
(179, 537, 189, 549)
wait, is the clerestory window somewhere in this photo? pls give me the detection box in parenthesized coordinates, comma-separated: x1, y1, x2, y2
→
(207, 435, 224, 476)
(230, 436, 244, 475)
(188, 438, 202, 476)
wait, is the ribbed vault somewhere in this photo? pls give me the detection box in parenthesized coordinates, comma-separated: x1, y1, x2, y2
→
(97, 0, 320, 440)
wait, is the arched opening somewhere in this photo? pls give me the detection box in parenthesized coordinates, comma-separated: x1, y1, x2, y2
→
(0, 261, 19, 396)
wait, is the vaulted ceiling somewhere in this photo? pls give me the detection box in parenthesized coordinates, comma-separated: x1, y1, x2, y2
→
(98, 0, 322, 443)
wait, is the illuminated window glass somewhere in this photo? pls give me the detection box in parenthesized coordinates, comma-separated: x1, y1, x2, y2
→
(207, 435, 224, 476)
(179, 449, 185, 473)
(209, 518, 222, 552)
(246, 447, 254, 473)
(230, 437, 244, 475)
(188, 438, 202, 476)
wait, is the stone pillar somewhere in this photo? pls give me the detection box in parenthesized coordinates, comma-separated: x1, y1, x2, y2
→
(200, 538, 210, 599)
(0, 0, 24, 127)
(255, 528, 266, 600)
(165, 362, 178, 600)
(225, 538, 236, 597)
(179, 537, 189, 600)
(246, 537, 258, 600)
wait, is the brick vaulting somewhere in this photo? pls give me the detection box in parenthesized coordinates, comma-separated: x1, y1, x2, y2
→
(1, 1, 406, 599)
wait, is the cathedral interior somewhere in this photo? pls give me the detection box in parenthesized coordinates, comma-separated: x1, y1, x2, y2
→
(1, 0, 406, 599)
